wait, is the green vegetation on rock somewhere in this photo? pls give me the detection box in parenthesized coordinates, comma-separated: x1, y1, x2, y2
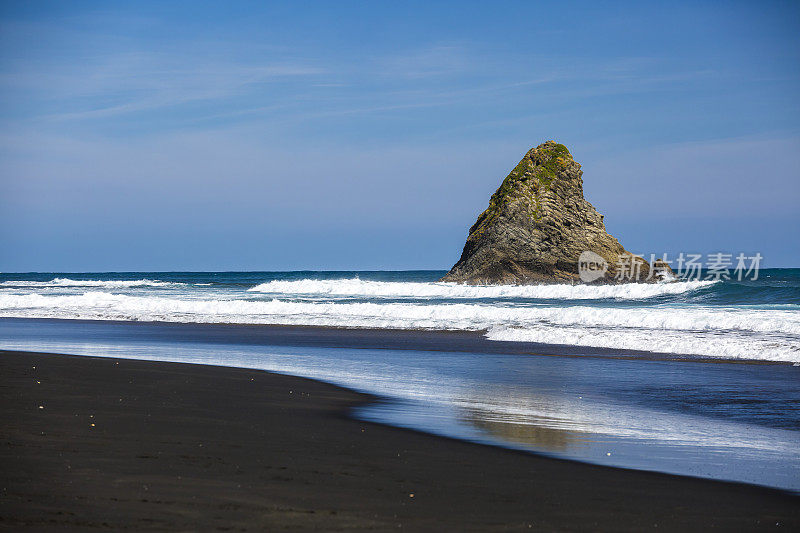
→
(470, 142, 573, 232)
(442, 140, 644, 285)
(529, 142, 571, 221)
(533, 142, 571, 190)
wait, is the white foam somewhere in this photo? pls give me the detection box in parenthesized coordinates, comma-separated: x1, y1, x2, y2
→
(486, 326, 800, 362)
(248, 278, 716, 300)
(0, 278, 181, 289)
(1, 291, 798, 362)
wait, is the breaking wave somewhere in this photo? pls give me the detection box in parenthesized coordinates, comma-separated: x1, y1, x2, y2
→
(1, 291, 797, 362)
(247, 278, 717, 300)
(0, 278, 183, 289)
(485, 326, 799, 363)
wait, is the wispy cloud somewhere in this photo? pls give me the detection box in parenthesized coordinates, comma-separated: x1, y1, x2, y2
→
(2, 15, 721, 132)
(379, 45, 471, 79)
(5, 54, 324, 121)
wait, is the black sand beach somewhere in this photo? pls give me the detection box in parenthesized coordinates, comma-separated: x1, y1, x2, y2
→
(1, 350, 798, 531)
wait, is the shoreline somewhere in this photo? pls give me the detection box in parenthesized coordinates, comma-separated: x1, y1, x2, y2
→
(1, 349, 798, 530)
(0, 316, 792, 365)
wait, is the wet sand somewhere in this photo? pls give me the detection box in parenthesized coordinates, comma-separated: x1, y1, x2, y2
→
(1, 349, 797, 531)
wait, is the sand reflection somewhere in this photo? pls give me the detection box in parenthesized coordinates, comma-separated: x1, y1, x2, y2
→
(455, 386, 596, 452)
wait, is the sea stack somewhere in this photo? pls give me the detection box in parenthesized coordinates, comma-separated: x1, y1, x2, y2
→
(442, 141, 671, 284)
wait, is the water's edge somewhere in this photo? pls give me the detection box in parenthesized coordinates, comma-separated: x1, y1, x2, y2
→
(4, 346, 798, 497)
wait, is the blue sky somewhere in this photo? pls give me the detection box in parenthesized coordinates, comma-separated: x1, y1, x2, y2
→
(1, 1, 799, 271)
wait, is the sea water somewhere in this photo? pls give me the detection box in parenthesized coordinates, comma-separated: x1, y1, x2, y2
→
(1, 271, 798, 490)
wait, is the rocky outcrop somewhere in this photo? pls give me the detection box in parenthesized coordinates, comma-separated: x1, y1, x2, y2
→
(442, 141, 672, 284)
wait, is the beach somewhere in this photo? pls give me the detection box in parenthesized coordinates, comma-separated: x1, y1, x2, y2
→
(1, 315, 799, 493)
(1, 349, 798, 531)
(3, 0, 799, 529)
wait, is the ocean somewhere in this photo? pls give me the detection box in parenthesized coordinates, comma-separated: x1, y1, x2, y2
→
(1, 270, 799, 491)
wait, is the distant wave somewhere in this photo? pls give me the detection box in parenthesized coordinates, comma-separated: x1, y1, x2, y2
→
(1, 291, 797, 362)
(248, 278, 717, 300)
(0, 278, 183, 289)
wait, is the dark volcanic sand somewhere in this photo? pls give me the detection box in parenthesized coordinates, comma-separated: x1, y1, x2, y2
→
(1, 350, 797, 531)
